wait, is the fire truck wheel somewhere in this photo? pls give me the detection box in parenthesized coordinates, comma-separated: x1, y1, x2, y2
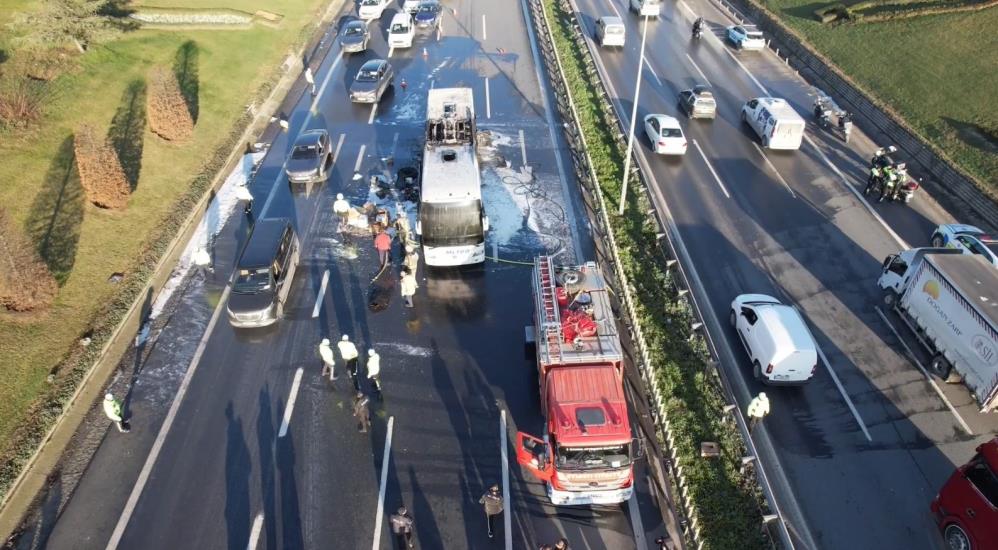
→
(942, 523, 971, 550)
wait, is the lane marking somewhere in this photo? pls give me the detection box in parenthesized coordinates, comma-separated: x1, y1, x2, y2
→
(485, 77, 491, 119)
(678, 0, 695, 16)
(482, 14, 488, 40)
(685, 53, 712, 87)
(803, 134, 909, 249)
(106, 286, 232, 549)
(246, 512, 264, 550)
(692, 139, 731, 198)
(332, 133, 346, 164)
(603, 0, 622, 18)
(627, 491, 647, 550)
(262, 52, 344, 219)
(500, 410, 512, 550)
(367, 102, 378, 125)
(875, 306, 973, 435)
(793, 305, 872, 441)
(371, 416, 395, 550)
(354, 144, 367, 174)
(518, 129, 528, 167)
(388, 46, 395, 58)
(751, 142, 795, 197)
(278, 368, 304, 438)
(312, 269, 329, 318)
(643, 57, 662, 87)
(721, 46, 769, 95)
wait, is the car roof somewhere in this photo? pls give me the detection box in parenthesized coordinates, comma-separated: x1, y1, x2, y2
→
(238, 219, 291, 269)
(942, 223, 988, 238)
(755, 304, 816, 353)
(345, 19, 365, 28)
(648, 114, 680, 128)
(294, 129, 326, 146)
(692, 84, 711, 95)
(601, 16, 624, 25)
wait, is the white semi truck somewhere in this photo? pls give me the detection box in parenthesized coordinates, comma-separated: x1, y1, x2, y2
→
(878, 248, 998, 412)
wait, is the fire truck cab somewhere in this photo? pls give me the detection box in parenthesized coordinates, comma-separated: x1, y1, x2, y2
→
(517, 257, 641, 506)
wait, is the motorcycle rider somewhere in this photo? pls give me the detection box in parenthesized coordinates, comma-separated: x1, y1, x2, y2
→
(879, 165, 897, 202)
(692, 16, 704, 38)
(838, 111, 853, 141)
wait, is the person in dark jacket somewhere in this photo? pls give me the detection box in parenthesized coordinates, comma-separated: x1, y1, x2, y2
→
(479, 484, 504, 538)
(390, 506, 415, 548)
(353, 391, 371, 433)
(554, 538, 570, 550)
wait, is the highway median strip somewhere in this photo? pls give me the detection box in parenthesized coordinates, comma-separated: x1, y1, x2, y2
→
(533, 0, 771, 547)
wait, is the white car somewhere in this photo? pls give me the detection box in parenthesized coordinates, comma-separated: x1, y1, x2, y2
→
(596, 16, 625, 47)
(358, 0, 390, 20)
(727, 25, 765, 50)
(931, 224, 998, 267)
(402, 0, 421, 13)
(730, 294, 818, 385)
(643, 114, 687, 155)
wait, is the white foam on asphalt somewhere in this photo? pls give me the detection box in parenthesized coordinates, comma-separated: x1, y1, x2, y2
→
(384, 91, 425, 124)
(149, 151, 265, 320)
(377, 343, 432, 357)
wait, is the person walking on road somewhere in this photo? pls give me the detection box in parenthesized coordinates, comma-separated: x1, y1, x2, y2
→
(352, 391, 371, 433)
(375, 230, 392, 267)
(304, 66, 316, 96)
(338, 335, 360, 390)
(367, 348, 382, 397)
(103, 393, 129, 433)
(333, 193, 351, 233)
(554, 538, 570, 550)
(747, 392, 770, 433)
(403, 245, 419, 280)
(390, 506, 415, 548)
(400, 267, 417, 308)
(479, 484, 504, 539)
(318, 337, 337, 382)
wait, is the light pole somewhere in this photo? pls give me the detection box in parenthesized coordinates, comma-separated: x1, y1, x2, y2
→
(619, 14, 650, 216)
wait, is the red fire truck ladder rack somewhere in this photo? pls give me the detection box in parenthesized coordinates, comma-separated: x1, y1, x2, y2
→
(535, 256, 563, 366)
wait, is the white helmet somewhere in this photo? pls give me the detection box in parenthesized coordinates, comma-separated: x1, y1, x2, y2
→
(341, 335, 350, 341)
(368, 349, 376, 356)
(105, 393, 114, 401)
(405, 245, 414, 253)
(321, 338, 329, 345)
(336, 193, 344, 200)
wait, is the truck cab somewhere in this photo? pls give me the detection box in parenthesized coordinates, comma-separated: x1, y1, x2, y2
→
(931, 438, 998, 550)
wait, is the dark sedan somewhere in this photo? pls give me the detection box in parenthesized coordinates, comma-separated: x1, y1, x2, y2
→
(349, 59, 394, 103)
(285, 129, 331, 183)
(414, 0, 442, 29)
(340, 19, 369, 53)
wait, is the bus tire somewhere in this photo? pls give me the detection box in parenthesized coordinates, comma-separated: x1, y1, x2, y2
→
(930, 355, 952, 380)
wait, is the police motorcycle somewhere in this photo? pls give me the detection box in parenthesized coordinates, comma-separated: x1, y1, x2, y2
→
(813, 97, 831, 129)
(838, 111, 853, 143)
(863, 146, 918, 204)
(692, 17, 704, 39)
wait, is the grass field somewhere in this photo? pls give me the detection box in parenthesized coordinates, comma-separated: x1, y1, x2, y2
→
(0, 0, 325, 445)
(765, 3, 998, 188)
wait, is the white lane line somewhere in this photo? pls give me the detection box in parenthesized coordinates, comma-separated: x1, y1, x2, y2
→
(246, 512, 264, 550)
(603, 0, 622, 18)
(685, 53, 712, 87)
(721, 47, 769, 95)
(875, 306, 974, 435)
(627, 491, 647, 550)
(518, 129, 527, 167)
(332, 133, 346, 164)
(354, 144, 367, 174)
(485, 77, 491, 119)
(367, 102, 378, 125)
(482, 14, 488, 40)
(793, 305, 872, 441)
(309, 51, 344, 113)
(803, 134, 910, 249)
(311, 268, 329, 318)
(692, 139, 731, 198)
(642, 57, 662, 87)
(751, 142, 795, 197)
(371, 416, 395, 550)
(500, 410, 512, 550)
(678, 0, 695, 16)
(388, 46, 395, 58)
(106, 286, 232, 549)
(278, 368, 304, 438)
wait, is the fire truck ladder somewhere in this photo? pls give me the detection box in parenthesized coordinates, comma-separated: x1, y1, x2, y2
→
(536, 256, 562, 365)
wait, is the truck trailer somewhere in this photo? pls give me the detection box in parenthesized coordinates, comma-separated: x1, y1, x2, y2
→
(517, 256, 640, 506)
(878, 248, 998, 412)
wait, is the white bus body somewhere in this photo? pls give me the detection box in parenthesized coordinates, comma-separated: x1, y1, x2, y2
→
(417, 88, 488, 267)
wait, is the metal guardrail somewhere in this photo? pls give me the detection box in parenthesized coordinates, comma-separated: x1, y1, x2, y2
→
(524, 0, 794, 547)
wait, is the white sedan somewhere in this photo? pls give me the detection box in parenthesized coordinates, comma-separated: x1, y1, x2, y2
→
(930, 224, 998, 267)
(358, 0, 390, 20)
(644, 114, 687, 156)
(727, 25, 765, 50)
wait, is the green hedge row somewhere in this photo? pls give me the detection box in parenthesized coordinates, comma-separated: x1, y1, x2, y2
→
(539, 0, 770, 548)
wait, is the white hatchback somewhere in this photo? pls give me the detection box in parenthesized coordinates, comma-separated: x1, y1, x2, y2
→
(358, 0, 390, 20)
(643, 114, 687, 155)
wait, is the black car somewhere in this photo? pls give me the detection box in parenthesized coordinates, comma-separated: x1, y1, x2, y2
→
(340, 19, 370, 53)
(414, 0, 442, 29)
(349, 59, 394, 103)
(227, 219, 300, 328)
(285, 129, 331, 184)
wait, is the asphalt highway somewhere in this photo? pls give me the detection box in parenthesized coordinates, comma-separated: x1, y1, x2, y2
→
(570, 0, 998, 548)
(19, 0, 671, 549)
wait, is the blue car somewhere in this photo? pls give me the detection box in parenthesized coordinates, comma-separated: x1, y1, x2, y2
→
(414, 0, 442, 30)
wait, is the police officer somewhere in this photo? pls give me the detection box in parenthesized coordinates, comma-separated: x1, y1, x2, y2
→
(390, 506, 415, 548)
(353, 391, 371, 433)
(367, 348, 382, 397)
(338, 335, 360, 391)
(103, 393, 129, 433)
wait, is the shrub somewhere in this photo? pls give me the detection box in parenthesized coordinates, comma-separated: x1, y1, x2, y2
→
(0, 209, 59, 312)
(147, 67, 193, 141)
(73, 124, 130, 209)
(0, 77, 51, 131)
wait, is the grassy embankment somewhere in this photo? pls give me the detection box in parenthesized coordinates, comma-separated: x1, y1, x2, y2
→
(0, 0, 323, 467)
(766, 1, 998, 190)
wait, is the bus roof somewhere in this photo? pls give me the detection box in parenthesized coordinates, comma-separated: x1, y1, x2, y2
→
(420, 144, 481, 202)
(427, 87, 474, 119)
(547, 365, 630, 446)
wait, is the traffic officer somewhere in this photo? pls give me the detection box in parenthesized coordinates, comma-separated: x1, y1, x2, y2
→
(353, 391, 371, 433)
(747, 392, 770, 432)
(318, 337, 337, 381)
(390, 506, 415, 548)
(103, 393, 128, 433)
(338, 335, 360, 390)
(367, 348, 382, 397)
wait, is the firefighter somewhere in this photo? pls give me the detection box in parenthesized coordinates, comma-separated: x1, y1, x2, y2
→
(367, 348, 382, 397)
(338, 335, 360, 390)
(333, 193, 351, 232)
(390, 506, 415, 548)
(103, 393, 129, 433)
(400, 267, 418, 308)
(403, 245, 420, 280)
(318, 337, 337, 382)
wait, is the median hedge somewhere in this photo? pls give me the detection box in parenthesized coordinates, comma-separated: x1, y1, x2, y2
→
(538, 0, 770, 547)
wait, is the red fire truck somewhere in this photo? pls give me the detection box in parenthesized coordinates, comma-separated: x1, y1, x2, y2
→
(516, 256, 640, 506)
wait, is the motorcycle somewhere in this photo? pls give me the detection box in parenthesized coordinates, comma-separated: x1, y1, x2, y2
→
(813, 99, 831, 129)
(838, 112, 853, 143)
(692, 26, 703, 39)
(893, 163, 918, 203)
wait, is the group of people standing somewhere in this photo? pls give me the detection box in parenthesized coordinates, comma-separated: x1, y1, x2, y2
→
(318, 334, 381, 432)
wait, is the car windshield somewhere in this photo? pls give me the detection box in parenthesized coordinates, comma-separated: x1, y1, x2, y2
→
(361, 0, 378, 5)
(747, 31, 763, 39)
(233, 268, 272, 294)
(291, 145, 318, 159)
(556, 444, 630, 470)
(357, 67, 380, 81)
(606, 26, 624, 34)
(420, 199, 484, 247)
(661, 128, 682, 138)
(344, 25, 364, 35)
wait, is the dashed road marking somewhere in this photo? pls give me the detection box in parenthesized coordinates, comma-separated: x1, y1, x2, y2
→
(519, 129, 527, 167)
(685, 53, 712, 87)
(333, 133, 346, 164)
(485, 77, 491, 119)
(354, 144, 367, 174)
(692, 139, 731, 198)
(312, 269, 329, 318)
(278, 367, 304, 438)
(368, 102, 378, 125)
(246, 512, 264, 550)
(371, 416, 395, 550)
(643, 57, 662, 87)
(752, 142, 795, 197)
(482, 14, 488, 40)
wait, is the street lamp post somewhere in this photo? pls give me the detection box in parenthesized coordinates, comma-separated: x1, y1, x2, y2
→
(618, 14, 650, 216)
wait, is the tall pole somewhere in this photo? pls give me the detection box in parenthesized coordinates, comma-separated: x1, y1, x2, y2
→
(619, 14, 649, 216)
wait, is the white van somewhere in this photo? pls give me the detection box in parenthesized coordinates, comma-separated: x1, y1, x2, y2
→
(730, 294, 818, 385)
(740, 97, 805, 150)
(630, 0, 661, 17)
(388, 13, 415, 48)
(596, 16, 626, 47)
